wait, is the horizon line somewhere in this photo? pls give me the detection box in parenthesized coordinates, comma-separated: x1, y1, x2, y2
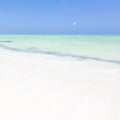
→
(0, 34, 120, 36)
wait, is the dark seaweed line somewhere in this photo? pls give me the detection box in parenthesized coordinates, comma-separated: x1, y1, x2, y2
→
(0, 40, 12, 43)
(0, 44, 120, 64)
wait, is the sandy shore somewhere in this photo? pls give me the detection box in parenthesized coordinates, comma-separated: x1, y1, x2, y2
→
(0, 48, 120, 120)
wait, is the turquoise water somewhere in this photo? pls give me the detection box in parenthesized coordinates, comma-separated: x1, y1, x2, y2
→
(0, 35, 120, 63)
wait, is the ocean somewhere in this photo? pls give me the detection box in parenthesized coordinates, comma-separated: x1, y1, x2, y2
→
(0, 35, 120, 64)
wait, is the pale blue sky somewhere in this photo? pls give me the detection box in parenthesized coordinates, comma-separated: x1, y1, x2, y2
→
(0, 0, 120, 34)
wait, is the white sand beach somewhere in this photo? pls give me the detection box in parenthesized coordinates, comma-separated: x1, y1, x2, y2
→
(0, 48, 120, 120)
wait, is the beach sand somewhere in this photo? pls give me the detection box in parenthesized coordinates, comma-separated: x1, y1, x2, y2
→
(0, 48, 120, 120)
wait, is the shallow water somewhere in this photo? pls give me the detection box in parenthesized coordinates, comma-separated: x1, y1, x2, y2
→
(0, 35, 120, 64)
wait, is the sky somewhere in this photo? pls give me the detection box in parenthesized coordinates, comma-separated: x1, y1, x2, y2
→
(0, 0, 120, 34)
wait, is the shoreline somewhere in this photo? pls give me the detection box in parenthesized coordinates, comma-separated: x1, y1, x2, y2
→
(0, 43, 120, 65)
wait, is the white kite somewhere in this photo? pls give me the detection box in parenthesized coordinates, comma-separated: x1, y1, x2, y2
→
(73, 22, 77, 26)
